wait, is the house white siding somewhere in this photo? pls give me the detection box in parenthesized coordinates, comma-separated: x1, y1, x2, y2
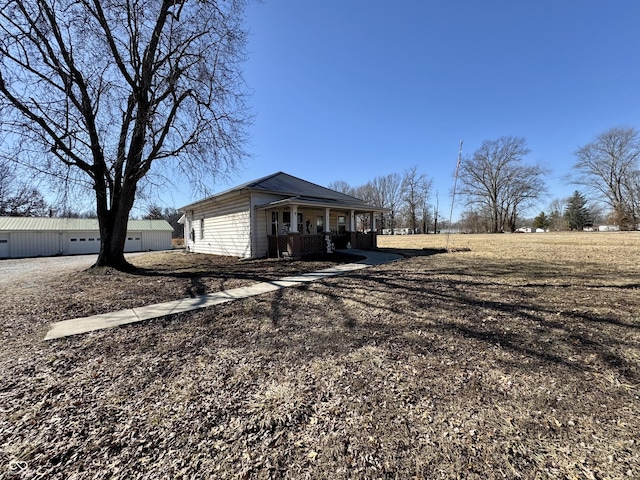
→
(186, 194, 252, 258)
(329, 210, 349, 232)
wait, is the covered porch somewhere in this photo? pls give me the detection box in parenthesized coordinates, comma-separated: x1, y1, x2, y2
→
(256, 197, 387, 258)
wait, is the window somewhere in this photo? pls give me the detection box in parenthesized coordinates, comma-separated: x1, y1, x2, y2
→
(88, 238, 95, 241)
(297, 212, 304, 233)
(70, 238, 77, 242)
(0, 239, 7, 244)
(316, 215, 324, 233)
(338, 215, 346, 234)
(200, 219, 204, 240)
(271, 211, 279, 235)
(80, 238, 86, 241)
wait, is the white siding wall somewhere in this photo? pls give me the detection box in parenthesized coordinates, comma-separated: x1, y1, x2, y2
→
(328, 210, 348, 232)
(124, 232, 143, 252)
(9, 232, 63, 258)
(0, 234, 8, 258)
(186, 194, 252, 258)
(64, 231, 101, 255)
(304, 209, 328, 233)
(141, 231, 172, 251)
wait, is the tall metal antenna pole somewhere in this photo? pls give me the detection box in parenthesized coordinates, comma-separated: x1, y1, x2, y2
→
(446, 140, 463, 251)
(434, 191, 439, 234)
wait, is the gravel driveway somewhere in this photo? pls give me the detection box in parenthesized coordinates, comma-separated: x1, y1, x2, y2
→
(0, 252, 151, 287)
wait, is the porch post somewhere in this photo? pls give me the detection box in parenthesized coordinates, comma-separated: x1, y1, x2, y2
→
(324, 208, 333, 253)
(371, 211, 378, 249)
(349, 209, 357, 249)
(290, 205, 298, 232)
(324, 208, 331, 233)
(287, 204, 301, 258)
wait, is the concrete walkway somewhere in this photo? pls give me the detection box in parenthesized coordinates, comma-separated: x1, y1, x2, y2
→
(44, 249, 402, 340)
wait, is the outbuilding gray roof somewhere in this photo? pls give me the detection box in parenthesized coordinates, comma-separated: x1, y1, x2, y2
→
(0, 217, 173, 231)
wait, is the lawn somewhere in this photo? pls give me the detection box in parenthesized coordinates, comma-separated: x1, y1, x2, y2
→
(1, 232, 639, 479)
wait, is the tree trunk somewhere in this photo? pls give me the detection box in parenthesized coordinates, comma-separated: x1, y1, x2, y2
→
(93, 179, 137, 270)
(95, 210, 131, 269)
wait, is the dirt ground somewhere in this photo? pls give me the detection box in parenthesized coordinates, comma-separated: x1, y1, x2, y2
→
(1, 232, 639, 479)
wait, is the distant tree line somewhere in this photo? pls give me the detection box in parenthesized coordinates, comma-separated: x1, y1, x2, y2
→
(4, 126, 638, 237)
(525, 191, 604, 232)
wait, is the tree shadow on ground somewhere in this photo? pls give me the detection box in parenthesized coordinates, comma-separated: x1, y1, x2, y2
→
(377, 247, 448, 258)
(254, 256, 640, 386)
(121, 252, 367, 298)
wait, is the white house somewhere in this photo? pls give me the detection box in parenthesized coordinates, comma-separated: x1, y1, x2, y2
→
(598, 225, 620, 232)
(180, 172, 389, 259)
(0, 217, 173, 259)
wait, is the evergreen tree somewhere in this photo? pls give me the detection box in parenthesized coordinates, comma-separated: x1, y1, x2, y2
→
(564, 191, 589, 230)
(532, 211, 550, 230)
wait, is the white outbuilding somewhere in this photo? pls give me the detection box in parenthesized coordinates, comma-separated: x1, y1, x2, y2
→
(0, 217, 173, 259)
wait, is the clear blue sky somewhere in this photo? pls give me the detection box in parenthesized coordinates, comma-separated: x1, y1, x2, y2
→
(168, 0, 640, 220)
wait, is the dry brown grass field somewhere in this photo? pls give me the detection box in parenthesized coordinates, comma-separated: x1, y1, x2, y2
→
(1, 232, 639, 479)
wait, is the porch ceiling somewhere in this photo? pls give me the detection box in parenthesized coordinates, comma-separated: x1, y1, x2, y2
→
(254, 196, 389, 213)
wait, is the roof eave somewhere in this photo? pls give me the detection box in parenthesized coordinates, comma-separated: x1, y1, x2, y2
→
(254, 197, 390, 213)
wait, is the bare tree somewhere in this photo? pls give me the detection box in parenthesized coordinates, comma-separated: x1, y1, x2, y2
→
(375, 173, 402, 233)
(0, 159, 50, 216)
(547, 198, 568, 231)
(143, 205, 166, 220)
(572, 126, 640, 230)
(327, 180, 356, 197)
(459, 136, 546, 233)
(364, 178, 384, 230)
(458, 208, 491, 234)
(400, 166, 432, 233)
(0, 0, 250, 269)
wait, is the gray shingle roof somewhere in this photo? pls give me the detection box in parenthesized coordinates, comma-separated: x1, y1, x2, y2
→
(180, 172, 370, 210)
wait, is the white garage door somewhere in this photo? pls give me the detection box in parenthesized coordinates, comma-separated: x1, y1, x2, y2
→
(67, 232, 101, 255)
(0, 235, 9, 258)
(124, 232, 142, 252)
